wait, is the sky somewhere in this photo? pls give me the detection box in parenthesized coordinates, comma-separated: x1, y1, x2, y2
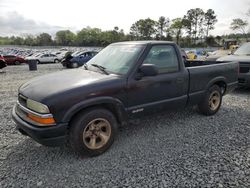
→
(0, 0, 250, 37)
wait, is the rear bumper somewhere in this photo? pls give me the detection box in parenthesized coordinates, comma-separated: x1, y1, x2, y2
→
(238, 73, 250, 87)
(12, 107, 68, 146)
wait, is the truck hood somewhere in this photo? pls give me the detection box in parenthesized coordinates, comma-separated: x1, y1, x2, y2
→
(19, 69, 116, 102)
(217, 55, 250, 62)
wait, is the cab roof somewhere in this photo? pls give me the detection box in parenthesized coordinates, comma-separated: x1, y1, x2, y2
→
(111, 41, 175, 45)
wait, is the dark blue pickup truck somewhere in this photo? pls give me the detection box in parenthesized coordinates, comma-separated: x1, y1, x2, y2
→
(12, 41, 239, 157)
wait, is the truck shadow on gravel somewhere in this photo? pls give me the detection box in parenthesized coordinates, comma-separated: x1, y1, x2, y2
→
(233, 87, 250, 95)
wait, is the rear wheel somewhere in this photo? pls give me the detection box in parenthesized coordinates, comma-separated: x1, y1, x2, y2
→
(36, 60, 40, 64)
(198, 85, 222, 116)
(69, 108, 118, 157)
(54, 59, 59, 63)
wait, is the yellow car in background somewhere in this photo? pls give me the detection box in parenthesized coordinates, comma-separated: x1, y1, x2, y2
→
(186, 51, 198, 60)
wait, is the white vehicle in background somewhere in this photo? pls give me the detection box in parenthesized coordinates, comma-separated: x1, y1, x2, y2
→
(26, 53, 60, 64)
(54, 50, 70, 61)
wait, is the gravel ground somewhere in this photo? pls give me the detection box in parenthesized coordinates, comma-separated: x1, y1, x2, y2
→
(0, 64, 249, 187)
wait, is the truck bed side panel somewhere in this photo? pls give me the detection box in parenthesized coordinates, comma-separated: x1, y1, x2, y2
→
(187, 62, 238, 105)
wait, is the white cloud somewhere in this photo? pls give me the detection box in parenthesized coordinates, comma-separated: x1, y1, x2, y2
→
(0, 11, 72, 36)
(0, 0, 249, 36)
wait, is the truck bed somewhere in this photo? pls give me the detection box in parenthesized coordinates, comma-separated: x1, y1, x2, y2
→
(184, 60, 239, 105)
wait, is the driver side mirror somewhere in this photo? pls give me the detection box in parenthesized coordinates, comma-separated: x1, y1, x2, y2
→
(136, 64, 158, 80)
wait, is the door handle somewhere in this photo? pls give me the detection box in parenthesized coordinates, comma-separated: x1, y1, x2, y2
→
(176, 78, 184, 83)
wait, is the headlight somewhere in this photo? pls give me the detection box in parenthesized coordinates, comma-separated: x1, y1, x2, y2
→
(26, 99, 50, 114)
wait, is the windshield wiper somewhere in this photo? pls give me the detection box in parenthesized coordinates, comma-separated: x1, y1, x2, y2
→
(91, 64, 109, 75)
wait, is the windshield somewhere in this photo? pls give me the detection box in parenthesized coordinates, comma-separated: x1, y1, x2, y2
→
(85, 44, 144, 75)
(234, 43, 250, 55)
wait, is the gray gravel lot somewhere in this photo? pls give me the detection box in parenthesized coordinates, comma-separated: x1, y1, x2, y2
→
(0, 64, 249, 187)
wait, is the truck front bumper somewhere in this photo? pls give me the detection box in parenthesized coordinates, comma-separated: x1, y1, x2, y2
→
(12, 107, 68, 146)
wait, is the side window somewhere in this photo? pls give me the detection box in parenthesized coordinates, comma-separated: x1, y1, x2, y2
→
(143, 45, 179, 74)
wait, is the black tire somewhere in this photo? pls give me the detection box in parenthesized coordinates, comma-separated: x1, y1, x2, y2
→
(54, 59, 59, 63)
(69, 108, 118, 157)
(198, 85, 222, 116)
(66, 63, 71, 68)
(14, 61, 21, 65)
(36, 60, 40, 64)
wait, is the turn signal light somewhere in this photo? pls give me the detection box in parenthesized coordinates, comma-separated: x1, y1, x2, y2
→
(27, 114, 55, 125)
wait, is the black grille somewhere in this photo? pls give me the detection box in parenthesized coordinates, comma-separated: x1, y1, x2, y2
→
(238, 78, 246, 83)
(240, 67, 249, 73)
(18, 94, 27, 107)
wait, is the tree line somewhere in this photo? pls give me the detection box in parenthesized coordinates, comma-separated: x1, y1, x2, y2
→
(0, 8, 249, 47)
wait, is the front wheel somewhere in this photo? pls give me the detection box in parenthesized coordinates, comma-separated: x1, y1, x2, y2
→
(198, 85, 222, 116)
(69, 108, 118, 157)
(14, 61, 21, 65)
(70, 62, 78, 68)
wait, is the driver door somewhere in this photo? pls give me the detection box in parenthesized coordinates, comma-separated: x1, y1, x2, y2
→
(126, 44, 189, 116)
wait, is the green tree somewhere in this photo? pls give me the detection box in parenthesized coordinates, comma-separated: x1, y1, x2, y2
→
(156, 16, 169, 39)
(230, 18, 248, 40)
(76, 27, 102, 46)
(130, 23, 140, 40)
(55, 30, 76, 46)
(205, 35, 217, 46)
(204, 9, 217, 38)
(215, 35, 222, 45)
(184, 8, 205, 43)
(23, 35, 36, 46)
(36, 33, 53, 46)
(12, 36, 24, 45)
(169, 18, 183, 44)
(130, 18, 156, 40)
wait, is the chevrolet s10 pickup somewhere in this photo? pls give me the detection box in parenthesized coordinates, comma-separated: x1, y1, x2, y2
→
(12, 41, 239, 156)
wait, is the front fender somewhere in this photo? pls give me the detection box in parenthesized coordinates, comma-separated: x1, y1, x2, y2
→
(61, 97, 127, 123)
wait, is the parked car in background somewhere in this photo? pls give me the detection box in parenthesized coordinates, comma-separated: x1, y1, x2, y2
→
(54, 50, 71, 61)
(180, 49, 188, 60)
(186, 49, 208, 60)
(2, 55, 26, 65)
(61, 51, 80, 67)
(206, 50, 231, 61)
(62, 51, 98, 68)
(26, 53, 60, 64)
(186, 50, 198, 60)
(217, 42, 250, 87)
(0, 55, 7, 69)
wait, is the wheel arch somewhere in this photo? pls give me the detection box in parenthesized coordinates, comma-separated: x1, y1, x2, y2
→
(206, 77, 227, 95)
(62, 97, 127, 125)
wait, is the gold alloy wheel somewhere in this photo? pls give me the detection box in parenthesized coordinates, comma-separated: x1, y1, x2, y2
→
(83, 118, 111, 150)
(209, 91, 221, 111)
